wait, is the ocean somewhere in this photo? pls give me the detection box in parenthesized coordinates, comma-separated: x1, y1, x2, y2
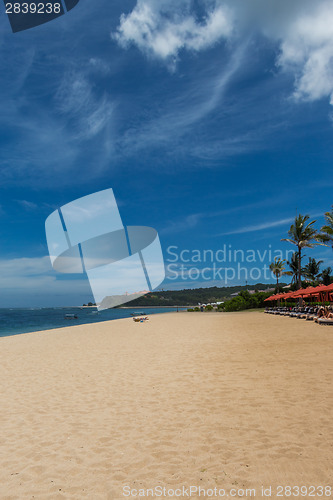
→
(0, 307, 185, 338)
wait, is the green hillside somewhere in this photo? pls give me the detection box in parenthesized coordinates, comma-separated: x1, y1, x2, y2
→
(128, 283, 281, 307)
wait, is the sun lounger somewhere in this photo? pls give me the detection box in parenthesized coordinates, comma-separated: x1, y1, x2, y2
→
(317, 318, 333, 325)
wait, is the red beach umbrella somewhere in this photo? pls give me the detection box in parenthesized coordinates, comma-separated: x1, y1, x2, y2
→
(283, 291, 298, 299)
(265, 294, 282, 302)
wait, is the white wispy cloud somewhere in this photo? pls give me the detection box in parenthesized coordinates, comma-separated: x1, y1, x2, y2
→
(118, 42, 246, 155)
(0, 45, 115, 187)
(161, 213, 203, 235)
(221, 210, 324, 238)
(161, 199, 285, 236)
(0, 256, 92, 306)
(15, 200, 38, 210)
(0, 256, 53, 281)
(277, 3, 333, 104)
(220, 217, 295, 236)
(113, 0, 333, 105)
(113, 0, 233, 65)
(55, 71, 114, 139)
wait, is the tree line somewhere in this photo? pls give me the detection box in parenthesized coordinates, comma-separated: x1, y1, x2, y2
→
(222, 206, 333, 312)
(269, 205, 333, 290)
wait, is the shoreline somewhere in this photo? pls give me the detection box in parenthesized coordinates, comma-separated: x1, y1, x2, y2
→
(119, 305, 190, 309)
(0, 307, 184, 340)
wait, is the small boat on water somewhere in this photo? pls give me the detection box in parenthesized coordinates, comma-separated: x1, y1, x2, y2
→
(65, 314, 78, 320)
(130, 312, 145, 316)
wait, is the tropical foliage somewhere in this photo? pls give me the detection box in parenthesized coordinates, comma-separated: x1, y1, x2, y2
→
(269, 257, 290, 290)
(224, 206, 333, 312)
(302, 257, 323, 283)
(224, 290, 271, 312)
(321, 267, 333, 286)
(133, 206, 333, 313)
(319, 205, 333, 249)
(130, 284, 277, 306)
(286, 252, 302, 285)
(281, 214, 322, 289)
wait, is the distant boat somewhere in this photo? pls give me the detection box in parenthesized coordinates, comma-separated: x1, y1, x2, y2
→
(65, 314, 78, 320)
(130, 312, 145, 316)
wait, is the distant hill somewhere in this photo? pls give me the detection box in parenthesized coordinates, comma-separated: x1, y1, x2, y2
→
(127, 283, 283, 307)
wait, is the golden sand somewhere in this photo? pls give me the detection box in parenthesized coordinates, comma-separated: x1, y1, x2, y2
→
(0, 312, 332, 499)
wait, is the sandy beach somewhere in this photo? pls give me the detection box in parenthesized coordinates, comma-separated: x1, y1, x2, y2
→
(0, 311, 332, 499)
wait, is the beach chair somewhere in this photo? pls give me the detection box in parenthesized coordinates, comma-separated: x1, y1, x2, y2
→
(298, 307, 306, 319)
(305, 307, 316, 320)
(314, 307, 327, 323)
(289, 307, 298, 317)
(317, 317, 333, 325)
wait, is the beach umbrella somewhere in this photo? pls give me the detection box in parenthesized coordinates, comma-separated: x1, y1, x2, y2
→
(283, 291, 298, 299)
(287, 287, 314, 304)
(302, 286, 327, 303)
(264, 294, 283, 302)
(299, 287, 320, 296)
(265, 294, 279, 301)
(277, 292, 294, 302)
(307, 283, 333, 302)
(291, 289, 306, 296)
(300, 284, 331, 303)
(313, 285, 328, 302)
(275, 293, 291, 305)
(317, 284, 333, 302)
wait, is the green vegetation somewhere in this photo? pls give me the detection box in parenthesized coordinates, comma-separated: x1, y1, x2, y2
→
(269, 257, 290, 291)
(319, 205, 333, 249)
(223, 290, 271, 312)
(281, 214, 323, 289)
(302, 257, 323, 283)
(286, 252, 300, 285)
(185, 208, 333, 312)
(284, 256, 332, 290)
(321, 267, 332, 286)
(278, 208, 333, 290)
(129, 284, 277, 307)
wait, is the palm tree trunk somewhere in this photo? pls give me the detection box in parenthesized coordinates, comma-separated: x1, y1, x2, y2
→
(298, 247, 302, 289)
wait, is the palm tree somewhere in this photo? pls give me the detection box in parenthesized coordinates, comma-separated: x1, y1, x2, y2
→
(321, 267, 332, 286)
(269, 258, 289, 291)
(287, 252, 301, 285)
(281, 214, 321, 289)
(319, 205, 333, 249)
(302, 257, 323, 283)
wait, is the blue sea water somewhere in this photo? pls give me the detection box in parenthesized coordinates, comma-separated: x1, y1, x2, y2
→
(0, 307, 185, 338)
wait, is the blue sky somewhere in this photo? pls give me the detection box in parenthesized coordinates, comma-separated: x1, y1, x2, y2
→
(0, 0, 333, 306)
